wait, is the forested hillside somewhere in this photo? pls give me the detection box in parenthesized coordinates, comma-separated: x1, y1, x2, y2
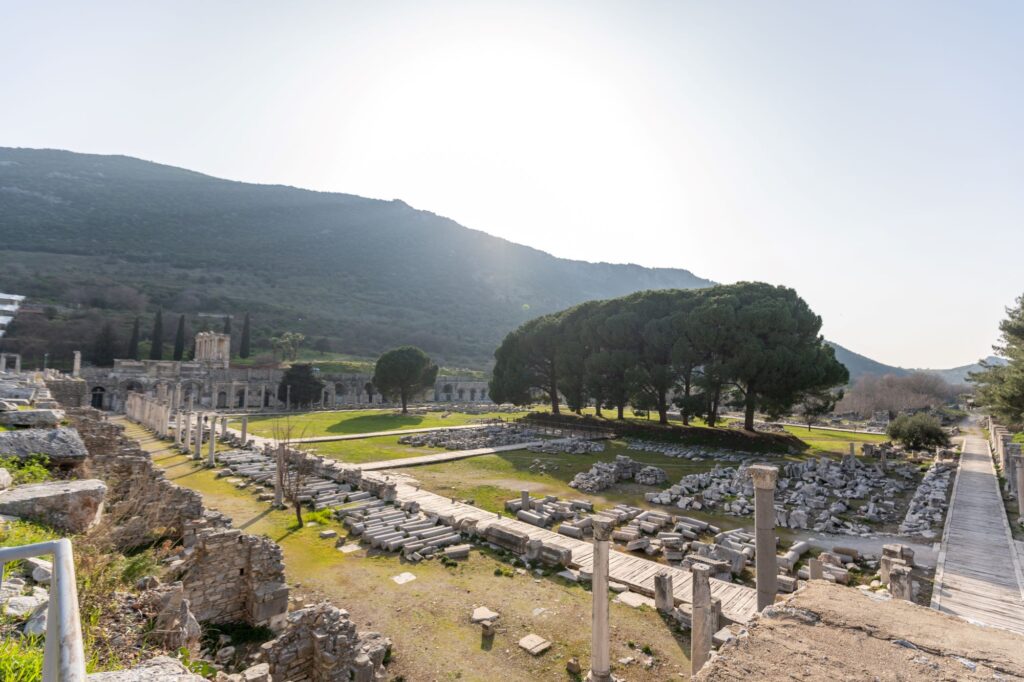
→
(0, 148, 712, 367)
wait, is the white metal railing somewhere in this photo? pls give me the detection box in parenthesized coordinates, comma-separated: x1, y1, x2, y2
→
(0, 538, 85, 681)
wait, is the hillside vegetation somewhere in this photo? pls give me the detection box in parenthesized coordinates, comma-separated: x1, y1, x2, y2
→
(0, 148, 711, 368)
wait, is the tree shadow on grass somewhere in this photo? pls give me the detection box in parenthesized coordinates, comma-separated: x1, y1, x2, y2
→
(239, 508, 272, 530)
(325, 414, 427, 434)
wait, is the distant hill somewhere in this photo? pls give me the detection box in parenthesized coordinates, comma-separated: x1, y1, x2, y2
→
(0, 148, 712, 367)
(828, 341, 1002, 385)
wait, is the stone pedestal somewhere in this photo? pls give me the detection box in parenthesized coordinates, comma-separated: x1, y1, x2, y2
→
(750, 464, 779, 611)
(520, 490, 530, 510)
(589, 520, 613, 682)
(889, 565, 913, 601)
(72, 351, 81, 378)
(808, 558, 823, 580)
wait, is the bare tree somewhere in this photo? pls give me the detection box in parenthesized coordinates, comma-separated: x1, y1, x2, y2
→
(269, 416, 312, 527)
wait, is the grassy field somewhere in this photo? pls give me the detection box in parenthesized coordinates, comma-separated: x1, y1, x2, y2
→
(131, 423, 692, 681)
(780, 425, 888, 456)
(303, 435, 449, 465)
(235, 408, 528, 439)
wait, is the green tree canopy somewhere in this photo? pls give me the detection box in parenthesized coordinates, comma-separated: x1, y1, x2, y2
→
(490, 314, 562, 413)
(173, 314, 187, 361)
(971, 294, 1024, 426)
(92, 322, 119, 367)
(149, 309, 164, 360)
(372, 346, 439, 413)
(886, 413, 950, 450)
(127, 316, 140, 361)
(277, 364, 325, 407)
(239, 312, 252, 359)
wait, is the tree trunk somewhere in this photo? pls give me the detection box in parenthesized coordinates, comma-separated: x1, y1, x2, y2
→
(549, 366, 560, 415)
(744, 390, 756, 431)
(709, 385, 721, 427)
(681, 375, 692, 426)
(657, 391, 668, 425)
(401, 390, 408, 414)
(595, 403, 603, 418)
(550, 391, 560, 415)
(617, 404, 624, 420)
(294, 494, 303, 526)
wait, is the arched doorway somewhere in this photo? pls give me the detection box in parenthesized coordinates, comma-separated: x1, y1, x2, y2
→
(236, 389, 246, 408)
(90, 386, 106, 409)
(217, 391, 228, 408)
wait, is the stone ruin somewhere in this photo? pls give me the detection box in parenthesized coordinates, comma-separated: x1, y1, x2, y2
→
(898, 461, 955, 537)
(569, 455, 668, 493)
(625, 438, 758, 464)
(398, 423, 539, 449)
(647, 454, 925, 536)
(262, 603, 391, 682)
(527, 436, 605, 455)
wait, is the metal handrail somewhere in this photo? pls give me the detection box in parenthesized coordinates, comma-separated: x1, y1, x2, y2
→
(0, 538, 85, 681)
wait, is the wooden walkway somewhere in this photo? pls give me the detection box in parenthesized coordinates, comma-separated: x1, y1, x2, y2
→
(372, 473, 759, 624)
(355, 441, 544, 471)
(931, 436, 1024, 634)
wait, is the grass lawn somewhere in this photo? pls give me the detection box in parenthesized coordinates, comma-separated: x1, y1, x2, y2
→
(129, 423, 692, 682)
(781, 425, 888, 456)
(303, 435, 449, 465)
(234, 408, 528, 439)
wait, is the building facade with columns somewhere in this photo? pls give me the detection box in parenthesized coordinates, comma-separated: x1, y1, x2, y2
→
(81, 333, 491, 411)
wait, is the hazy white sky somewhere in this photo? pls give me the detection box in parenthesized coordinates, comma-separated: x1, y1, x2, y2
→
(2, 1, 1022, 368)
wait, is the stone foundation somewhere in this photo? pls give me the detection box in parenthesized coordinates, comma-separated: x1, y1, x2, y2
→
(0, 479, 106, 532)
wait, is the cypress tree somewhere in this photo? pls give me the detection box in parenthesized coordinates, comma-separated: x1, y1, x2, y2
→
(173, 314, 186, 361)
(127, 317, 140, 360)
(149, 309, 164, 360)
(92, 322, 119, 367)
(223, 315, 232, 335)
(239, 312, 251, 359)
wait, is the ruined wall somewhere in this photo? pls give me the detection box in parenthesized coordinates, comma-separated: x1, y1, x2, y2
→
(64, 407, 225, 549)
(261, 603, 390, 682)
(170, 528, 289, 630)
(43, 377, 88, 408)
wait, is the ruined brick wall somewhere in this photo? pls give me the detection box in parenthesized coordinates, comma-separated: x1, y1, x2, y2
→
(64, 407, 225, 549)
(44, 378, 88, 408)
(172, 528, 288, 630)
(261, 603, 390, 682)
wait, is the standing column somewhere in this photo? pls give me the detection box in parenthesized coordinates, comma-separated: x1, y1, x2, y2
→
(72, 351, 81, 378)
(193, 415, 203, 460)
(221, 416, 228, 439)
(183, 413, 192, 450)
(654, 572, 674, 614)
(274, 444, 285, 507)
(208, 415, 217, 467)
(175, 411, 183, 446)
(0, 354, 6, 372)
(589, 520, 613, 682)
(243, 385, 249, 409)
(240, 415, 249, 445)
(690, 565, 714, 675)
(260, 385, 266, 410)
(14, 355, 20, 373)
(1015, 454, 1024, 518)
(520, 490, 530, 511)
(750, 464, 779, 611)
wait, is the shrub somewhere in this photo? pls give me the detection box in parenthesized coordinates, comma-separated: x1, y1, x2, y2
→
(0, 454, 51, 485)
(886, 413, 950, 450)
(0, 637, 45, 682)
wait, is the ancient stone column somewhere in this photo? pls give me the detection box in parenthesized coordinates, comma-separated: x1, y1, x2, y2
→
(183, 413, 192, 450)
(520, 490, 530, 510)
(286, 385, 292, 411)
(193, 415, 203, 460)
(808, 558, 823, 580)
(589, 520, 613, 682)
(690, 564, 714, 675)
(750, 464, 779, 611)
(260, 385, 266, 410)
(849, 442, 855, 457)
(274, 444, 285, 507)
(14, 355, 20, 373)
(241, 415, 249, 445)
(208, 415, 217, 467)
(221, 417, 228, 438)
(1015, 455, 1024, 518)
(0, 354, 6, 372)
(72, 351, 81, 378)
(654, 572, 673, 613)
(242, 386, 249, 409)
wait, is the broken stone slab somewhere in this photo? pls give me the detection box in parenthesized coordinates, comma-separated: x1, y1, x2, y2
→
(0, 468, 11, 490)
(0, 409, 64, 428)
(26, 556, 52, 584)
(518, 633, 552, 656)
(471, 606, 500, 623)
(0, 479, 106, 533)
(86, 655, 206, 680)
(391, 572, 416, 585)
(3, 593, 48, 618)
(0, 427, 88, 465)
(318, 530, 337, 539)
(23, 601, 47, 636)
(615, 591, 656, 609)
(444, 544, 472, 559)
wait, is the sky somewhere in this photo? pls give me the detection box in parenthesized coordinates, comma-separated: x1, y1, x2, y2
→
(2, 1, 1022, 368)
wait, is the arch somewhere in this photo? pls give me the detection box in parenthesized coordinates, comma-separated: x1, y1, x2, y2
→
(235, 389, 246, 408)
(217, 391, 228, 408)
(264, 388, 272, 407)
(457, 388, 465, 400)
(469, 388, 477, 401)
(90, 386, 106, 410)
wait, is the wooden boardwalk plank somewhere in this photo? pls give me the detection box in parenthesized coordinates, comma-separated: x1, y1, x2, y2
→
(930, 436, 1024, 634)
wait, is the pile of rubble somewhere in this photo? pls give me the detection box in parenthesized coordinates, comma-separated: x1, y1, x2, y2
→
(398, 424, 538, 450)
(898, 461, 955, 538)
(625, 439, 754, 464)
(527, 437, 605, 455)
(0, 551, 51, 638)
(341, 499, 468, 562)
(726, 420, 787, 434)
(506, 492, 594, 529)
(568, 456, 668, 493)
(647, 455, 920, 536)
